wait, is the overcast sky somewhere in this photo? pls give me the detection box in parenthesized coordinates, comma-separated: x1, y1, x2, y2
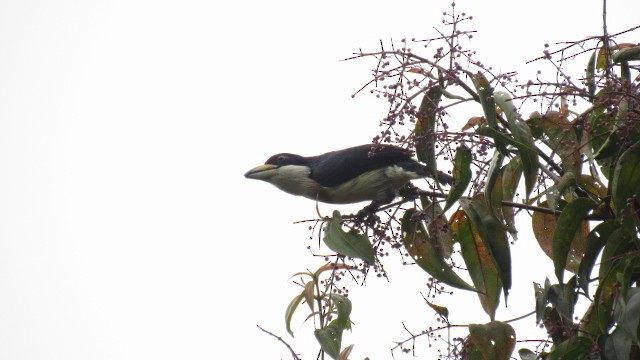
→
(0, 1, 638, 359)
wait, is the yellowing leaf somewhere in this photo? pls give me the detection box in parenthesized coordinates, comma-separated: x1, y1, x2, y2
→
(462, 116, 485, 131)
(532, 200, 590, 275)
(451, 210, 501, 320)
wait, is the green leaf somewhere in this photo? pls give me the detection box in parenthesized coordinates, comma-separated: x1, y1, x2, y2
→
(587, 105, 615, 178)
(621, 61, 632, 83)
(315, 323, 342, 359)
(444, 146, 472, 212)
(323, 211, 375, 264)
(484, 153, 521, 235)
(555, 171, 578, 201)
(598, 227, 633, 281)
(546, 276, 578, 330)
(533, 200, 590, 275)
(612, 45, 640, 63)
(552, 198, 596, 284)
(338, 344, 354, 360)
(546, 336, 593, 360)
(533, 279, 551, 324)
(461, 195, 512, 299)
(582, 256, 640, 335)
(602, 329, 634, 360)
(304, 280, 315, 311)
(285, 293, 305, 336)
(586, 49, 597, 98)
(485, 150, 505, 225)
(592, 96, 640, 177)
(476, 122, 541, 195)
(473, 72, 498, 129)
(590, 105, 618, 166)
(512, 121, 539, 198)
(468, 321, 516, 360)
(415, 86, 442, 180)
(426, 212, 454, 259)
(578, 174, 608, 199)
(415, 200, 454, 258)
(476, 125, 539, 154)
(440, 87, 465, 100)
(611, 140, 640, 219)
(493, 91, 539, 197)
(468, 323, 492, 360)
(314, 294, 352, 360)
(473, 72, 508, 155)
(500, 156, 523, 233)
(577, 220, 617, 295)
(518, 348, 538, 360)
(615, 288, 640, 344)
(527, 111, 582, 175)
(421, 199, 453, 258)
(487, 97, 539, 198)
(494, 91, 517, 123)
(330, 294, 352, 329)
(486, 322, 517, 360)
(402, 209, 475, 292)
(452, 210, 501, 320)
(545, 307, 566, 345)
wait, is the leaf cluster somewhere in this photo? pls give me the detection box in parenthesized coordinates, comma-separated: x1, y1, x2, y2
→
(274, 10, 640, 360)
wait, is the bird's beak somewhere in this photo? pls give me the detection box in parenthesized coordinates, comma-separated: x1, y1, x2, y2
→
(244, 164, 279, 180)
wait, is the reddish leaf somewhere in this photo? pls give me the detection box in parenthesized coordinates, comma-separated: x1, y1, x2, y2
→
(452, 210, 501, 320)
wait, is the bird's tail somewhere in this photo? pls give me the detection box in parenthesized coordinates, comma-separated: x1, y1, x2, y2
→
(402, 160, 454, 185)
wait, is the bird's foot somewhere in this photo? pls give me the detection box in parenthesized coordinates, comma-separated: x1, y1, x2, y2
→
(398, 183, 419, 199)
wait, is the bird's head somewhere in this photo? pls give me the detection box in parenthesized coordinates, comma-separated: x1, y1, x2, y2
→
(244, 153, 318, 197)
(244, 153, 309, 180)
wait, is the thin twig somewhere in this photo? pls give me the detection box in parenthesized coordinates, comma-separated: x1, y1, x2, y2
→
(392, 323, 467, 352)
(256, 325, 301, 360)
(526, 24, 640, 64)
(504, 310, 536, 323)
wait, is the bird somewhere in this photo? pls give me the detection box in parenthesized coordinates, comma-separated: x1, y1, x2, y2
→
(244, 144, 453, 208)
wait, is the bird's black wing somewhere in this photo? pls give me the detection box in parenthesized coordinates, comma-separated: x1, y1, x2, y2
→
(309, 144, 416, 187)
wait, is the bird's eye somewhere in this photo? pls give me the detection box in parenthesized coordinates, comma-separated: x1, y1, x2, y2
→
(276, 155, 286, 163)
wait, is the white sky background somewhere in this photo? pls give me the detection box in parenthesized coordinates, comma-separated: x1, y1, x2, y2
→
(0, 1, 637, 359)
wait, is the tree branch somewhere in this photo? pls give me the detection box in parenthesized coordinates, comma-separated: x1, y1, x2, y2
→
(405, 189, 610, 220)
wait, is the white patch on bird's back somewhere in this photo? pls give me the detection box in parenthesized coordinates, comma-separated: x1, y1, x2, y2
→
(384, 165, 420, 185)
(324, 165, 421, 204)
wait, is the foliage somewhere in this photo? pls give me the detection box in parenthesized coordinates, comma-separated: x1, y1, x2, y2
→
(268, 5, 640, 360)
